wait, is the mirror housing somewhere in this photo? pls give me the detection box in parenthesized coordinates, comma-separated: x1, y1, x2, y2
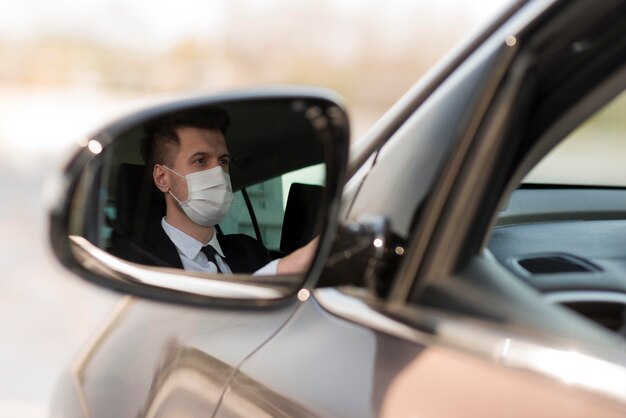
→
(48, 88, 349, 307)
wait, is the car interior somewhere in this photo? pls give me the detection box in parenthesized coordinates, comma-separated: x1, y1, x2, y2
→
(488, 86, 626, 339)
(70, 100, 329, 270)
(108, 162, 324, 261)
(463, 5, 626, 348)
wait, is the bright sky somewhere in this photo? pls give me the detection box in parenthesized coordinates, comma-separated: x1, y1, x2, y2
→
(0, 0, 514, 163)
(1, 0, 512, 50)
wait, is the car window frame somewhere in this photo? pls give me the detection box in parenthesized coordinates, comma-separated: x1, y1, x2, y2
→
(352, 0, 626, 353)
(384, 0, 626, 306)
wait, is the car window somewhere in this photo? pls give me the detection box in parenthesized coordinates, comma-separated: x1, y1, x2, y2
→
(220, 163, 325, 250)
(397, 0, 626, 350)
(484, 84, 626, 343)
(524, 89, 626, 187)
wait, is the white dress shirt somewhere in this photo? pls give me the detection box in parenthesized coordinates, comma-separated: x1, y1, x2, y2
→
(161, 218, 279, 275)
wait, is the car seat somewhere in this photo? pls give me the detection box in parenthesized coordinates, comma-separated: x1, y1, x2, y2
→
(279, 183, 324, 253)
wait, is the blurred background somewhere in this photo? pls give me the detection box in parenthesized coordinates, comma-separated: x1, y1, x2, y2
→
(0, 0, 509, 416)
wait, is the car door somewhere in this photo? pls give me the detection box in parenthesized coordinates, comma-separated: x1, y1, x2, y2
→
(215, 0, 626, 416)
(50, 296, 300, 418)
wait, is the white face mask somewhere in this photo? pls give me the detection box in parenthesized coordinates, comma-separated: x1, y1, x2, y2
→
(163, 165, 233, 226)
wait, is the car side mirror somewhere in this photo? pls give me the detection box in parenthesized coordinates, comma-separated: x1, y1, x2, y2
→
(48, 88, 349, 306)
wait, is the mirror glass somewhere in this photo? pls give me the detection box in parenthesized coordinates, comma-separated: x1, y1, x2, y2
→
(61, 96, 347, 302)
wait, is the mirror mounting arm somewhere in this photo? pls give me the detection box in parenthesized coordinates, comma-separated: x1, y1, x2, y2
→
(317, 215, 405, 297)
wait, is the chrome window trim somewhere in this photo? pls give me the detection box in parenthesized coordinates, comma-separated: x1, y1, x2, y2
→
(314, 287, 435, 346)
(314, 287, 626, 404)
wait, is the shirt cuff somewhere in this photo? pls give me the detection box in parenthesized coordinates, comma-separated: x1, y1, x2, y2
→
(253, 259, 280, 276)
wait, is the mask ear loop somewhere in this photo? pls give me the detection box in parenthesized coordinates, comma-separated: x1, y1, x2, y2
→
(159, 164, 187, 204)
(160, 164, 185, 178)
(168, 190, 184, 205)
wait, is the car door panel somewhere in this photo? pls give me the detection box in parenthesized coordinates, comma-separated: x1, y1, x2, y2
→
(216, 294, 424, 418)
(53, 297, 297, 418)
(217, 289, 626, 418)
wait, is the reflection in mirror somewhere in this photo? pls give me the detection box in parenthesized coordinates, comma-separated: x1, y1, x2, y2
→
(65, 97, 346, 300)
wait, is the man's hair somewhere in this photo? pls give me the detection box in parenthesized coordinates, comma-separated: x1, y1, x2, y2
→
(140, 107, 230, 168)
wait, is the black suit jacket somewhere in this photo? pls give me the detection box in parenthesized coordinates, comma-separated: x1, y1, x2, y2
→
(115, 222, 272, 274)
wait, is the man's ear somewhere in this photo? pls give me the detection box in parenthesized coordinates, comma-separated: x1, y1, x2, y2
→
(153, 164, 169, 192)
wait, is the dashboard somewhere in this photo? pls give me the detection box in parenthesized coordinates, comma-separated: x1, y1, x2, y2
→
(488, 187, 626, 337)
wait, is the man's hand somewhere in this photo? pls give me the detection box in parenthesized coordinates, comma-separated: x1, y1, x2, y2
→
(277, 236, 319, 275)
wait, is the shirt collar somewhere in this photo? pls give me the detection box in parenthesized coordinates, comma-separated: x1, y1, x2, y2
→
(161, 218, 226, 260)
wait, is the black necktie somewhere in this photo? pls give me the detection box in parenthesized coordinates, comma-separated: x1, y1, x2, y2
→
(201, 245, 222, 273)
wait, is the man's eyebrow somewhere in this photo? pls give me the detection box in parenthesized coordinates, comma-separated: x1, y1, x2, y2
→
(188, 151, 208, 160)
(187, 151, 229, 160)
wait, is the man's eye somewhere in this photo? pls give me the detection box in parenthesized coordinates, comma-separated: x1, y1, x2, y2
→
(220, 158, 229, 165)
(194, 158, 205, 165)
